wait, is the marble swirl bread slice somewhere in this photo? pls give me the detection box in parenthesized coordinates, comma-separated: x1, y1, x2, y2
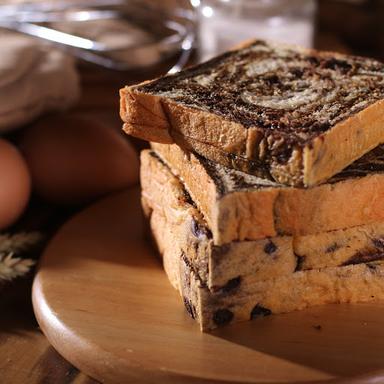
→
(152, 142, 384, 245)
(120, 39, 384, 187)
(141, 149, 384, 292)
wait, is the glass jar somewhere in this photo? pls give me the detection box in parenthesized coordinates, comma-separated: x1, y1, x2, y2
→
(194, 0, 317, 62)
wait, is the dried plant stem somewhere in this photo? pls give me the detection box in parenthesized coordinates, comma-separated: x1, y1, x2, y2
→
(0, 232, 43, 282)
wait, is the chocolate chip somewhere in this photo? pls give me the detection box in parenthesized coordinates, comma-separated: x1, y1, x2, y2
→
(325, 243, 340, 253)
(213, 276, 241, 294)
(222, 276, 241, 293)
(212, 244, 231, 260)
(183, 297, 196, 319)
(213, 309, 234, 326)
(264, 240, 277, 254)
(250, 305, 272, 320)
(313, 325, 322, 331)
(295, 254, 305, 271)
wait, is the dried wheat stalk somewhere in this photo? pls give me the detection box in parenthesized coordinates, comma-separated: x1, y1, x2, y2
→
(0, 232, 43, 281)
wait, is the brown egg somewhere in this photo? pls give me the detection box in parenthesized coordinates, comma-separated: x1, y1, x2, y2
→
(0, 139, 31, 229)
(21, 115, 139, 204)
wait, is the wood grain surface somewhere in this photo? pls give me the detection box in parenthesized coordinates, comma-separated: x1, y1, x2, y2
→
(32, 189, 384, 384)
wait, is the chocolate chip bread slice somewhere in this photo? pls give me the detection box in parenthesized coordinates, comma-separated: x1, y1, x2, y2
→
(141, 149, 384, 291)
(120, 39, 384, 187)
(152, 142, 384, 245)
(179, 254, 384, 331)
(149, 179, 384, 332)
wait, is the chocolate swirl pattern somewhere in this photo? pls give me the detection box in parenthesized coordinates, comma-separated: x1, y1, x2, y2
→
(139, 40, 384, 146)
(122, 40, 384, 186)
(196, 144, 384, 194)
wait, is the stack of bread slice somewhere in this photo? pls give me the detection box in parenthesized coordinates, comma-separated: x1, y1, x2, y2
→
(120, 40, 384, 331)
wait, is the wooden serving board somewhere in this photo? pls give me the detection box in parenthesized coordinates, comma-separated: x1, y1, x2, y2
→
(32, 189, 384, 384)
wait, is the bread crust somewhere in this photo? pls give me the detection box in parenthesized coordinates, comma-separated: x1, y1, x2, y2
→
(141, 144, 384, 331)
(152, 143, 384, 244)
(183, 259, 384, 331)
(303, 99, 384, 186)
(141, 150, 384, 330)
(120, 40, 384, 186)
(142, 149, 384, 293)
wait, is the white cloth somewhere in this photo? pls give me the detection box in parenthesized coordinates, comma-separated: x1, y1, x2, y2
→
(0, 33, 80, 132)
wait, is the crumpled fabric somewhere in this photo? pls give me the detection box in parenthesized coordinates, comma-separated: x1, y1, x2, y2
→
(0, 32, 80, 132)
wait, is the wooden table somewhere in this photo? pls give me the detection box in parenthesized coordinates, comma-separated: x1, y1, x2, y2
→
(1, 1, 383, 382)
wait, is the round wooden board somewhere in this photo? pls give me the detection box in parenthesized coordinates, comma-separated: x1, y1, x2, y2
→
(32, 188, 384, 384)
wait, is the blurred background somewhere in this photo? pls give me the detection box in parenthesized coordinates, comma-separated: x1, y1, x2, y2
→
(0, 0, 383, 381)
(1, 0, 383, 73)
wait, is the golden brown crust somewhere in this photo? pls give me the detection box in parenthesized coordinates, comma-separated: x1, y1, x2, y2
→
(123, 86, 384, 186)
(192, 261, 384, 330)
(120, 40, 384, 186)
(142, 149, 384, 285)
(141, 149, 384, 331)
(276, 174, 384, 235)
(304, 99, 384, 186)
(120, 87, 173, 144)
(152, 143, 384, 244)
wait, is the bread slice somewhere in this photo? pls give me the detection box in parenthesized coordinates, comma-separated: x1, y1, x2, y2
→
(120, 39, 384, 187)
(178, 252, 384, 331)
(149, 193, 384, 332)
(152, 142, 384, 244)
(141, 149, 384, 291)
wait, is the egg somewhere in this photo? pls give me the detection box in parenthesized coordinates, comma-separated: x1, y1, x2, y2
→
(20, 114, 139, 204)
(0, 139, 31, 229)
